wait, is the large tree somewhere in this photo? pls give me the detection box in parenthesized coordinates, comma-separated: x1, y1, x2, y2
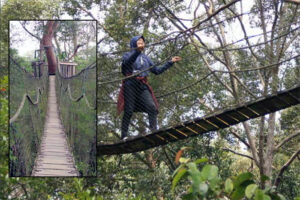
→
(42, 21, 59, 74)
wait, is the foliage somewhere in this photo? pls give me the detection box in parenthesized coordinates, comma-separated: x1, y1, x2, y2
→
(172, 151, 287, 200)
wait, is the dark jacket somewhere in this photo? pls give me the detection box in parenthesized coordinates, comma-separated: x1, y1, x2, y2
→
(122, 36, 174, 77)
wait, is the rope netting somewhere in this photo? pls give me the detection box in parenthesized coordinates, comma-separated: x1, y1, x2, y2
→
(56, 61, 97, 176)
(9, 56, 48, 176)
(98, 10, 300, 145)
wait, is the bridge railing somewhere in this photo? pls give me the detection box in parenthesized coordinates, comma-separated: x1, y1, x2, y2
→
(98, 42, 300, 146)
(56, 61, 96, 176)
(9, 56, 48, 176)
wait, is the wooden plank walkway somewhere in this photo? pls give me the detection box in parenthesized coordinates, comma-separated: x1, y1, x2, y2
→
(98, 84, 300, 155)
(32, 75, 78, 176)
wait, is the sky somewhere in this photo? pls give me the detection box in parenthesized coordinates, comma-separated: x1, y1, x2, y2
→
(10, 21, 40, 58)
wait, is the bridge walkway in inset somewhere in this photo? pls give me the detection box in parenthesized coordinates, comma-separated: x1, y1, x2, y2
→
(32, 75, 78, 176)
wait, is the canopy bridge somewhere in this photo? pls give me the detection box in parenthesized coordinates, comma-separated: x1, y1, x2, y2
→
(98, 84, 300, 155)
(98, 18, 300, 155)
(9, 56, 96, 176)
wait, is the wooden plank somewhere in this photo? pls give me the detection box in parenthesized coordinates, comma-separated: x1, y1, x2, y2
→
(98, 84, 300, 155)
(32, 76, 78, 177)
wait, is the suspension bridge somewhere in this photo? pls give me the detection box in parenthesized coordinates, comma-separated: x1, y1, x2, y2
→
(98, 84, 300, 155)
(98, 25, 300, 155)
(98, 50, 300, 155)
(9, 57, 96, 177)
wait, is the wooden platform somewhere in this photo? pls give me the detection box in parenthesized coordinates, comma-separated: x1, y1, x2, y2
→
(98, 84, 300, 155)
(32, 76, 78, 176)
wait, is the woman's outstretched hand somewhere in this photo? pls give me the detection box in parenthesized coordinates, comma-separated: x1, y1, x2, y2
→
(171, 56, 182, 63)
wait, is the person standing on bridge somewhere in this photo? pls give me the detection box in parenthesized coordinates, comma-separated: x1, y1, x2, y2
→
(117, 35, 181, 140)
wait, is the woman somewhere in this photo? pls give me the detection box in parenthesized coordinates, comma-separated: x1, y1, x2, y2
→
(117, 35, 181, 140)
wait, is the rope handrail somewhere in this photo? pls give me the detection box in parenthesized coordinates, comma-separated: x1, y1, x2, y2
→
(83, 94, 96, 110)
(10, 93, 27, 124)
(57, 60, 96, 110)
(62, 83, 96, 110)
(9, 53, 49, 176)
(99, 23, 299, 83)
(99, 52, 299, 85)
(10, 87, 45, 124)
(67, 84, 84, 102)
(196, 26, 300, 52)
(99, 42, 189, 84)
(55, 55, 96, 175)
(9, 56, 47, 124)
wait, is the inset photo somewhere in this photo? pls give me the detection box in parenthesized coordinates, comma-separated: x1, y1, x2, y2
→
(9, 20, 96, 177)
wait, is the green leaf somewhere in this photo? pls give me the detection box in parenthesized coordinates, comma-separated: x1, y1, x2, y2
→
(182, 193, 195, 200)
(187, 163, 203, 195)
(254, 189, 264, 200)
(194, 158, 208, 164)
(263, 194, 271, 200)
(225, 178, 234, 194)
(245, 184, 258, 199)
(199, 182, 208, 196)
(201, 165, 218, 181)
(254, 189, 271, 200)
(209, 176, 220, 192)
(172, 165, 184, 177)
(172, 168, 187, 192)
(234, 172, 254, 188)
(231, 185, 246, 200)
(179, 157, 191, 164)
(187, 162, 201, 176)
(277, 194, 287, 200)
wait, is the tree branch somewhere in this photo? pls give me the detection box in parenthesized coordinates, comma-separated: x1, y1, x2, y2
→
(74, 1, 108, 32)
(274, 147, 300, 186)
(20, 22, 41, 41)
(275, 130, 300, 151)
(67, 44, 84, 61)
(223, 148, 254, 160)
(192, 0, 242, 30)
(228, 128, 251, 149)
(191, 42, 235, 97)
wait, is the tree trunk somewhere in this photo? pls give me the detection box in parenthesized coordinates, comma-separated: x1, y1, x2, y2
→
(42, 21, 59, 75)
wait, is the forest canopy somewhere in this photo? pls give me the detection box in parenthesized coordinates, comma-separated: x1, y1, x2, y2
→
(0, 0, 299, 199)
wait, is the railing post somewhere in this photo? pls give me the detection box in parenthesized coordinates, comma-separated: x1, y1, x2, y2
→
(31, 61, 38, 77)
(38, 62, 43, 77)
